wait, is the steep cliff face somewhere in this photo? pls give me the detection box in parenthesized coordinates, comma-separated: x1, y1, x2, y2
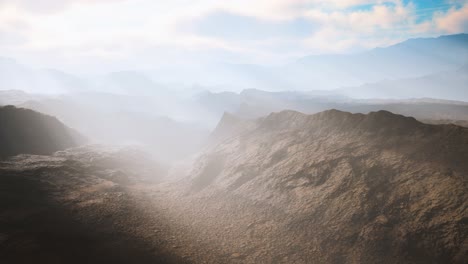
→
(0, 106, 84, 158)
(184, 109, 468, 263)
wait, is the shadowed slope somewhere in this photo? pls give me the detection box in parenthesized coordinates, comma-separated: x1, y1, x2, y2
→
(0, 147, 186, 264)
(0, 106, 84, 158)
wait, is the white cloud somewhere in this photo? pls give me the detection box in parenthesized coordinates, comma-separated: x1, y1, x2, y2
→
(0, 0, 464, 71)
(0, 0, 126, 14)
(280, 1, 415, 53)
(435, 4, 468, 33)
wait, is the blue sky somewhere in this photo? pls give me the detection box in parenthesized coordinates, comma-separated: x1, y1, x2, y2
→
(404, 0, 459, 20)
(0, 0, 467, 72)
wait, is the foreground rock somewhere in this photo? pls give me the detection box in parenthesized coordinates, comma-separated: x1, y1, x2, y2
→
(0, 146, 184, 264)
(176, 109, 468, 263)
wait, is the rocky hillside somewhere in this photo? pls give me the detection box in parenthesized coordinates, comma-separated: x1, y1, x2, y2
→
(0, 106, 84, 158)
(180, 109, 468, 263)
(422, 118, 468, 128)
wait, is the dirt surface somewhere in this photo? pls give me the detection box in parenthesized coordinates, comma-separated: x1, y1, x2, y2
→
(0, 149, 185, 264)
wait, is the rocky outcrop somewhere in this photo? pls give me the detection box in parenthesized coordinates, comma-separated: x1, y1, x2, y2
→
(0, 105, 84, 158)
(183, 109, 468, 263)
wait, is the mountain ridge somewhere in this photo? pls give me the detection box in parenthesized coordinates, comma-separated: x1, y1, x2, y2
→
(177, 108, 468, 263)
(0, 105, 85, 158)
(240, 109, 464, 138)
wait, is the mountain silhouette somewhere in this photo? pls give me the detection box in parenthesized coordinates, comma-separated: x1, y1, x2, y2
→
(0, 106, 85, 158)
(341, 64, 468, 100)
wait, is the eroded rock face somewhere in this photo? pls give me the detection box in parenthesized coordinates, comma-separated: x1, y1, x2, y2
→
(184, 109, 468, 263)
(0, 106, 85, 158)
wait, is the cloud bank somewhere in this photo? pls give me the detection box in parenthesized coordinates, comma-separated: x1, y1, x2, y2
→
(0, 0, 466, 71)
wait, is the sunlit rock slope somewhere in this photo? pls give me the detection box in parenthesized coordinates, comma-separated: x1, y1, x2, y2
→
(182, 109, 468, 263)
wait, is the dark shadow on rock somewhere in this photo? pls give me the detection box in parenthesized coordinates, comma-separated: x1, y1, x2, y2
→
(0, 105, 85, 159)
(0, 170, 188, 264)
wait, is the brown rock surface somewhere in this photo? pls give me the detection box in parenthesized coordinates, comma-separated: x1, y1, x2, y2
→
(177, 109, 468, 263)
(1, 110, 467, 264)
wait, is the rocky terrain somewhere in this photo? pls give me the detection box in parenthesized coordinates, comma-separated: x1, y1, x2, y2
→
(0, 146, 186, 264)
(176, 109, 468, 263)
(0, 106, 84, 158)
(0, 109, 467, 264)
(0, 145, 275, 263)
(421, 119, 468, 128)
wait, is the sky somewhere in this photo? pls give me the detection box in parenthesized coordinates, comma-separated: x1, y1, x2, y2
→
(0, 0, 467, 72)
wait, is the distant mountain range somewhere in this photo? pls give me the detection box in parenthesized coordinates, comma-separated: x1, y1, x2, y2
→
(0, 57, 87, 94)
(196, 88, 468, 123)
(340, 64, 468, 101)
(207, 33, 468, 91)
(283, 33, 468, 90)
(1, 34, 467, 98)
(2, 87, 468, 135)
(0, 58, 175, 98)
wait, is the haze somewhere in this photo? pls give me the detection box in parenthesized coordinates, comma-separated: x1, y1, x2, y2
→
(0, 1, 467, 263)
